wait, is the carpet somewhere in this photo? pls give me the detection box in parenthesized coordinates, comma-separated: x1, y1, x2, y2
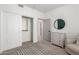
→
(0, 40, 67, 55)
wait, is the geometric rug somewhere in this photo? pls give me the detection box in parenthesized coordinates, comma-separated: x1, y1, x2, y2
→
(0, 40, 68, 55)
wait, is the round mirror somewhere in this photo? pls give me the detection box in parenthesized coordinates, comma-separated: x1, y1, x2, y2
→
(54, 19, 65, 30)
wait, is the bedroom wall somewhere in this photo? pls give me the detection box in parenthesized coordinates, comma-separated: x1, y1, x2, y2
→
(46, 5, 79, 38)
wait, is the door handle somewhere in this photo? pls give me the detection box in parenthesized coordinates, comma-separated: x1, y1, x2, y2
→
(48, 30, 50, 32)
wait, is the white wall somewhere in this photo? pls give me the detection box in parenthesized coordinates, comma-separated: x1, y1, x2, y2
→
(46, 5, 79, 36)
(0, 4, 45, 52)
(1, 11, 22, 51)
(0, 4, 45, 43)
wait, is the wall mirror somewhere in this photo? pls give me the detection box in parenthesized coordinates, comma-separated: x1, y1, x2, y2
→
(54, 19, 65, 30)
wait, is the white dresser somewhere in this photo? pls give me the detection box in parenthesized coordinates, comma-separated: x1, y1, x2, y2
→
(51, 32, 66, 48)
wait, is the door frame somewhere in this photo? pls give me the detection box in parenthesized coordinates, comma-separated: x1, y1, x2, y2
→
(38, 18, 44, 41)
(22, 16, 33, 42)
(38, 18, 51, 42)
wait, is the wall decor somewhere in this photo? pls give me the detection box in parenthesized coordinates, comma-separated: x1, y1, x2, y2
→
(54, 19, 65, 30)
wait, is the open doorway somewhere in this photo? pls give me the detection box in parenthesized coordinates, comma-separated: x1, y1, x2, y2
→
(43, 19, 51, 42)
(38, 19, 43, 42)
(38, 19, 51, 42)
(22, 16, 33, 43)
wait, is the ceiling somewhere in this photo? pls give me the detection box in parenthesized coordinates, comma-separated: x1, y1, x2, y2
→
(24, 4, 66, 13)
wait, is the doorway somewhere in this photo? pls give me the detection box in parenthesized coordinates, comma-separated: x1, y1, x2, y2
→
(22, 16, 33, 43)
(38, 19, 51, 42)
(43, 19, 51, 42)
(38, 19, 43, 42)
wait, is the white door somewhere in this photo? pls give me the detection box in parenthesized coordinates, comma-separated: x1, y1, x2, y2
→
(38, 19, 43, 42)
(2, 11, 22, 51)
(43, 19, 51, 41)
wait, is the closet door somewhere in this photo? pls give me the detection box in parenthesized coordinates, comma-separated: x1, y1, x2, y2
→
(2, 11, 22, 51)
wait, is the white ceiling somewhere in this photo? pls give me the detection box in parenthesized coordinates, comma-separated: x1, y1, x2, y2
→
(24, 4, 66, 13)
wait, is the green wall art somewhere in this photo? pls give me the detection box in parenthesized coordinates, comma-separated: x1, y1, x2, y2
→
(54, 19, 65, 30)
